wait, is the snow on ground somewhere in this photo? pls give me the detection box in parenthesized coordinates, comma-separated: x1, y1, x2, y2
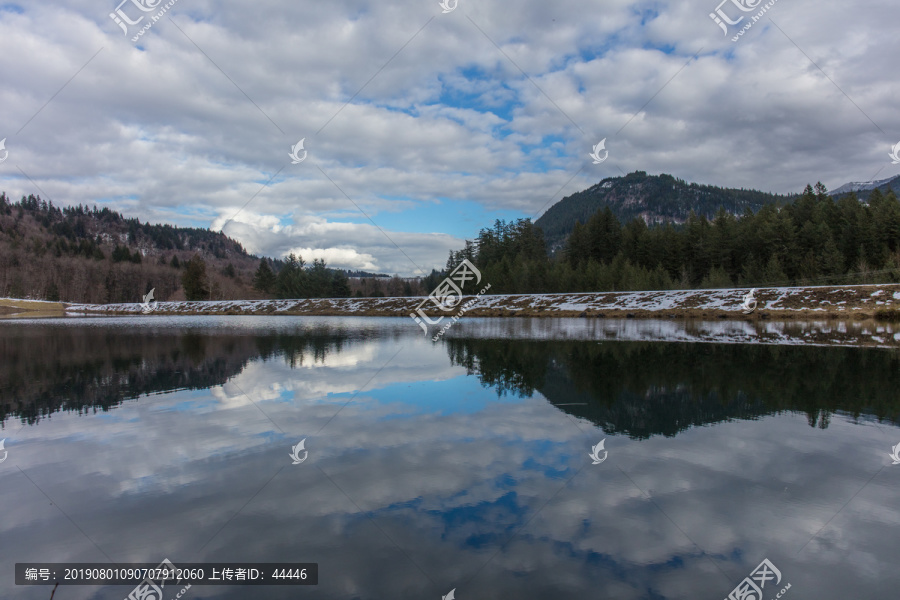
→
(0, 297, 65, 304)
(64, 284, 900, 317)
(1, 287, 895, 348)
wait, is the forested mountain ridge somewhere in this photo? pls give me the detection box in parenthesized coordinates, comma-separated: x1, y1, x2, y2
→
(0, 193, 431, 303)
(535, 171, 791, 252)
(446, 184, 900, 294)
(0, 193, 268, 303)
(828, 174, 900, 201)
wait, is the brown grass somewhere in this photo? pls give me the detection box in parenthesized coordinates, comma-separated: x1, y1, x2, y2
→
(57, 283, 900, 321)
(0, 298, 67, 318)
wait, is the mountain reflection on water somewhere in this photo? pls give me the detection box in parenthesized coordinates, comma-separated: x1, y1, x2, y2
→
(4, 318, 899, 432)
(1, 316, 898, 600)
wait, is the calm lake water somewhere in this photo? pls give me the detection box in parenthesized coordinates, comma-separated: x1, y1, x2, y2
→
(1, 316, 899, 600)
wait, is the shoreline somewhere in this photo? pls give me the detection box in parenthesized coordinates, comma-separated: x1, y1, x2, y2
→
(0, 283, 893, 320)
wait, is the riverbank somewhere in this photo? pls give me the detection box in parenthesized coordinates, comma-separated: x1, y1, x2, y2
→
(47, 283, 900, 319)
(0, 298, 68, 318)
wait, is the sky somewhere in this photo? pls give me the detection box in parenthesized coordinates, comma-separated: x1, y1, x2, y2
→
(0, 0, 898, 275)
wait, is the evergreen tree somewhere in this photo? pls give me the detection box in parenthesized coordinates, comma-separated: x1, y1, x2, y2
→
(565, 221, 590, 268)
(762, 254, 789, 285)
(421, 269, 443, 294)
(275, 253, 307, 298)
(700, 266, 733, 289)
(816, 223, 843, 278)
(111, 244, 131, 263)
(649, 264, 675, 290)
(46, 281, 60, 302)
(710, 208, 736, 275)
(308, 258, 330, 298)
(622, 217, 650, 269)
(330, 270, 352, 298)
(587, 207, 622, 265)
(253, 259, 276, 293)
(182, 254, 210, 300)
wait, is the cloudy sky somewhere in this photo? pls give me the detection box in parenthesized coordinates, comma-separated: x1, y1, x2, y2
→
(0, 0, 897, 275)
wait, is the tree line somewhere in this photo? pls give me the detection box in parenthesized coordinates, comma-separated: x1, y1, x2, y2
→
(251, 254, 351, 299)
(446, 184, 900, 294)
(251, 254, 444, 299)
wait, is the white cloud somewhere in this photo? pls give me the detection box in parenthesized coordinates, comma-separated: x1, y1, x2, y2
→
(0, 0, 897, 274)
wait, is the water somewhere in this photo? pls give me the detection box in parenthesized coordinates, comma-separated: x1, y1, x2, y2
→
(1, 316, 899, 599)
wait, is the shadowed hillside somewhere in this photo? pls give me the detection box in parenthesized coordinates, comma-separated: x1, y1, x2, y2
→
(0, 193, 263, 303)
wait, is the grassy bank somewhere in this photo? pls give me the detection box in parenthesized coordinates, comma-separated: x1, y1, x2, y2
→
(55, 284, 900, 320)
(0, 298, 68, 318)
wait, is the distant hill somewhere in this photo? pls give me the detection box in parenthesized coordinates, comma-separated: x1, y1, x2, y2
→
(0, 193, 431, 304)
(0, 193, 264, 303)
(828, 174, 900, 200)
(535, 171, 791, 251)
(343, 269, 392, 278)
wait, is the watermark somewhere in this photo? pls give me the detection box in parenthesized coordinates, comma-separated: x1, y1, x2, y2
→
(0, 138, 8, 164)
(429, 284, 491, 341)
(409, 259, 490, 339)
(724, 558, 790, 600)
(289, 139, 307, 164)
(140, 288, 158, 314)
(890, 141, 900, 165)
(589, 138, 609, 164)
(125, 558, 190, 600)
(438, 0, 458, 13)
(741, 288, 757, 314)
(589, 439, 608, 464)
(709, 0, 781, 42)
(889, 442, 900, 465)
(289, 439, 308, 465)
(442, 589, 456, 600)
(0, 439, 7, 463)
(110, 0, 183, 43)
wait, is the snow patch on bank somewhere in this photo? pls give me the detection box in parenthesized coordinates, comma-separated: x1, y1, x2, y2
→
(64, 284, 900, 317)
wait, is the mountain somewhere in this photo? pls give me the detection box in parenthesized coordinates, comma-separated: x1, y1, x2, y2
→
(0, 193, 264, 304)
(0, 193, 428, 304)
(828, 174, 900, 200)
(534, 171, 791, 252)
